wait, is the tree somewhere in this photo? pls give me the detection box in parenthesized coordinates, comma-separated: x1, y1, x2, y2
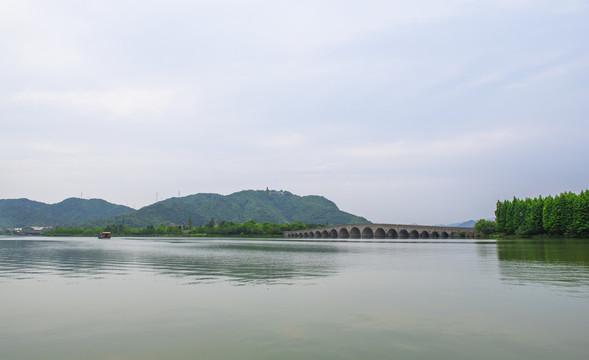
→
(547, 192, 574, 236)
(167, 225, 182, 236)
(572, 190, 589, 237)
(475, 219, 497, 235)
(243, 220, 256, 234)
(505, 199, 516, 234)
(495, 200, 506, 232)
(218, 220, 233, 234)
(543, 196, 554, 233)
(520, 196, 543, 236)
(155, 224, 167, 235)
(512, 197, 527, 233)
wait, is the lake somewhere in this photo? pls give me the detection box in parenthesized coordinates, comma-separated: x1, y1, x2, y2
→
(1, 236, 588, 359)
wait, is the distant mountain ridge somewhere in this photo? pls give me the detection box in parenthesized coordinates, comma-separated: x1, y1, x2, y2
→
(0, 198, 135, 228)
(1, 190, 371, 228)
(87, 190, 371, 228)
(444, 220, 476, 228)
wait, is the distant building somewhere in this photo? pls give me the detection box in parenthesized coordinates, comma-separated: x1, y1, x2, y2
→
(6, 226, 55, 235)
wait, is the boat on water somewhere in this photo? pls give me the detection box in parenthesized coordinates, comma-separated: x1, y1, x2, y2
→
(98, 232, 111, 239)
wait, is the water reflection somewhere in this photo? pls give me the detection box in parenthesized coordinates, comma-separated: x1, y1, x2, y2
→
(0, 238, 339, 285)
(496, 239, 589, 297)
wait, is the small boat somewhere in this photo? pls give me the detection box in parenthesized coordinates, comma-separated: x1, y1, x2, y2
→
(98, 232, 111, 239)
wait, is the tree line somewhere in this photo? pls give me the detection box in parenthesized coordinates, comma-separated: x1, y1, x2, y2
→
(43, 219, 323, 237)
(493, 190, 589, 237)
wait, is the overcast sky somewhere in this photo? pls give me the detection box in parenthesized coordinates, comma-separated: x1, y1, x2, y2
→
(1, 0, 588, 225)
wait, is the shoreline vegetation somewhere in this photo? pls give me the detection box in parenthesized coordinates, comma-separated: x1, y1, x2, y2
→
(39, 220, 322, 238)
(475, 189, 589, 239)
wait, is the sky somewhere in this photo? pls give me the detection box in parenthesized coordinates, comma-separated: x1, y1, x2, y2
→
(1, 0, 588, 225)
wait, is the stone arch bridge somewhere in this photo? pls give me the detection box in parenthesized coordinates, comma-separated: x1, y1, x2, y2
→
(283, 223, 475, 240)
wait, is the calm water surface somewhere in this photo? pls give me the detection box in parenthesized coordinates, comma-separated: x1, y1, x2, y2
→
(1, 236, 588, 360)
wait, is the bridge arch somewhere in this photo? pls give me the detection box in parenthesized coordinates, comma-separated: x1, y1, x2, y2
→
(375, 228, 386, 239)
(350, 227, 361, 239)
(321, 230, 329, 238)
(400, 229, 409, 239)
(387, 229, 398, 239)
(362, 227, 374, 239)
(329, 229, 338, 238)
(410, 230, 419, 239)
(420, 231, 429, 239)
(339, 228, 350, 239)
(431, 231, 439, 239)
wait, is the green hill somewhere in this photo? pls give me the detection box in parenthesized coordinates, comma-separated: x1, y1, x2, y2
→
(87, 190, 370, 228)
(0, 198, 135, 228)
(0, 199, 48, 228)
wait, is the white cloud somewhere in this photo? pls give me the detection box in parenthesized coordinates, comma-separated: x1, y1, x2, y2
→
(10, 88, 184, 119)
(21, 141, 82, 156)
(506, 57, 589, 90)
(255, 133, 307, 149)
(340, 130, 522, 164)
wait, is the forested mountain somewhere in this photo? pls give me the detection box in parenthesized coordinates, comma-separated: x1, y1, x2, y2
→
(87, 190, 370, 228)
(0, 198, 135, 228)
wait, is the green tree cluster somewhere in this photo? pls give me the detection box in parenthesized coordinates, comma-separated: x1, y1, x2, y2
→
(474, 219, 497, 235)
(44, 226, 105, 236)
(188, 220, 313, 237)
(495, 190, 589, 237)
(44, 224, 180, 236)
(43, 220, 319, 238)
